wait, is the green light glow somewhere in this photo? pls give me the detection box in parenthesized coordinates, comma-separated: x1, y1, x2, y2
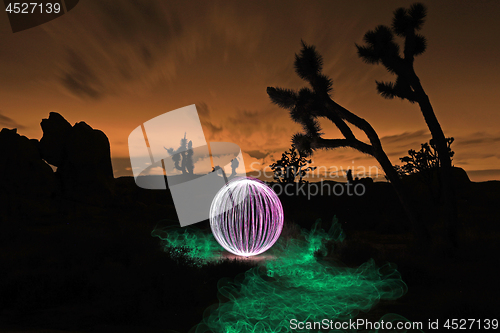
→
(152, 219, 417, 332)
(195, 218, 408, 333)
(152, 224, 223, 265)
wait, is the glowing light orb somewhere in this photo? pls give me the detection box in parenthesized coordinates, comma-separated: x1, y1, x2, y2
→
(210, 177, 284, 257)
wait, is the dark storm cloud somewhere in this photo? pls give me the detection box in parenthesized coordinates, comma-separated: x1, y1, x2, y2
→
(379, 130, 430, 160)
(96, 1, 182, 43)
(465, 169, 500, 181)
(224, 107, 295, 151)
(380, 131, 500, 156)
(227, 109, 266, 136)
(246, 150, 270, 160)
(453, 151, 500, 170)
(455, 133, 500, 146)
(455, 152, 498, 161)
(380, 130, 429, 145)
(56, 1, 184, 99)
(228, 109, 262, 126)
(196, 103, 223, 139)
(386, 150, 409, 159)
(0, 112, 26, 129)
(61, 50, 105, 99)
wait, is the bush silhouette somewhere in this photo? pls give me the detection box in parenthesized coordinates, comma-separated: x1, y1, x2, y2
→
(395, 137, 454, 177)
(270, 145, 316, 183)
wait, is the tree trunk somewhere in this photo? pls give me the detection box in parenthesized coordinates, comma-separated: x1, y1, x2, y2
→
(373, 146, 431, 243)
(323, 98, 430, 243)
(410, 74, 458, 248)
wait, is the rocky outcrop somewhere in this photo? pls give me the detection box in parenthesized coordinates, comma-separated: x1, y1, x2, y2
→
(0, 127, 57, 197)
(0, 128, 57, 220)
(39, 112, 72, 167)
(39, 112, 115, 205)
(0, 112, 115, 217)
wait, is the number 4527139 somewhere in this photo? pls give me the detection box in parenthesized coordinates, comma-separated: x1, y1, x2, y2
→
(5, 2, 61, 14)
(443, 319, 498, 330)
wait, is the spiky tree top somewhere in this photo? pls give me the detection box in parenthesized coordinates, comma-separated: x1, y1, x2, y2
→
(268, 41, 379, 159)
(356, 3, 427, 102)
(267, 4, 437, 239)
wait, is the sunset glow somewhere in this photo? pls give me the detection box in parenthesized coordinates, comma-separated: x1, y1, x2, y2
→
(1, 1, 499, 182)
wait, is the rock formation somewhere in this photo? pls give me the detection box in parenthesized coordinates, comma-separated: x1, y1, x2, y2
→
(39, 112, 115, 205)
(0, 128, 57, 221)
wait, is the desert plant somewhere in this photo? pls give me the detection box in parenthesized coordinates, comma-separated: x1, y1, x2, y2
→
(267, 42, 426, 240)
(356, 3, 457, 246)
(270, 145, 316, 183)
(395, 137, 454, 177)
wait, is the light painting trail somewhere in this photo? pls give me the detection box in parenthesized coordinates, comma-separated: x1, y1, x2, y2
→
(209, 177, 284, 257)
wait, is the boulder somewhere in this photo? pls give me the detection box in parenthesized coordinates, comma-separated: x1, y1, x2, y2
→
(39, 112, 72, 167)
(403, 166, 471, 202)
(0, 128, 57, 197)
(39, 113, 115, 205)
(0, 128, 57, 221)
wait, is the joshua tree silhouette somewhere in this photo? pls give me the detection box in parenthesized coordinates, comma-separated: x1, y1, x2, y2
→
(357, 3, 457, 246)
(267, 42, 427, 239)
(165, 133, 194, 175)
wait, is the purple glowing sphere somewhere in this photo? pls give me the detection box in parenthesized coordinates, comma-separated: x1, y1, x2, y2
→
(209, 177, 284, 257)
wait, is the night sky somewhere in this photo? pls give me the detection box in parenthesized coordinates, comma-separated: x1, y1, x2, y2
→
(1, 0, 499, 181)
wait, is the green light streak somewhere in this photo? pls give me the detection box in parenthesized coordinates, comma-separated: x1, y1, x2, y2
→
(152, 219, 418, 333)
(152, 224, 223, 266)
(195, 218, 408, 333)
